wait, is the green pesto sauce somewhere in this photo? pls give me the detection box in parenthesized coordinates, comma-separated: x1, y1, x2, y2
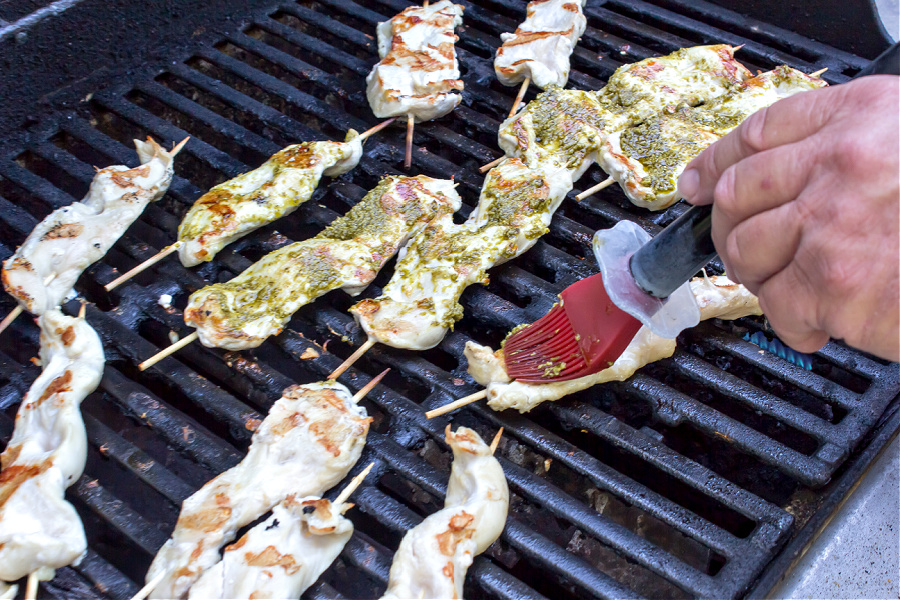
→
(209, 243, 344, 325)
(481, 176, 550, 229)
(527, 86, 607, 159)
(317, 178, 395, 241)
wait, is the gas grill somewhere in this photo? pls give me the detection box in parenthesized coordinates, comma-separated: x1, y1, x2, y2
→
(0, 1, 897, 599)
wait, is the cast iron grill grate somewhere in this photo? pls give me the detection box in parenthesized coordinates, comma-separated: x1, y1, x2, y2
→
(0, 1, 897, 599)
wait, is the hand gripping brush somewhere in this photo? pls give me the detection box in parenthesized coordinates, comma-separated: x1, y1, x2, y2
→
(504, 204, 715, 382)
(503, 43, 900, 383)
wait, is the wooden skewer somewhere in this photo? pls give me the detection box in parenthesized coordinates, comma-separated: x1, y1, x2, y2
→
(479, 156, 504, 173)
(404, 114, 415, 169)
(170, 137, 190, 156)
(139, 331, 199, 371)
(24, 573, 39, 600)
(130, 570, 167, 600)
(351, 368, 390, 403)
(0, 306, 23, 335)
(0, 273, 58, 335)
(508, 77, 531, 119)
(105, 241, 183, 291)
(329, 338, 376, 380)
(574, 176, 614, 201)
(78, 301, 87, 320)
(334, 462, 376, 507)
(489, 427, 504, 455)
(809, 67, 828, 78)
(425, 389, 488, 419)
(357, 117, 397, 142)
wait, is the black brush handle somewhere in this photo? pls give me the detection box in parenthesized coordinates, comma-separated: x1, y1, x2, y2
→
(629, 41, 900, 299)
(630, 204, 715, 298)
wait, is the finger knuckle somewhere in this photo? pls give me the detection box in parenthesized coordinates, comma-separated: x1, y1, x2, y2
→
(738, 108, 769, 152)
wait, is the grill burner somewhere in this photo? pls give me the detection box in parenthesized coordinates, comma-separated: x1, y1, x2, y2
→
(0, 1, 897, 599)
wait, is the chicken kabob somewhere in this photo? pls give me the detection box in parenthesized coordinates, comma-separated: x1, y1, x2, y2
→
(328, 45, 753, 379)
(367, 0, 465, 169)
(140, 373, 385, 600)
(0, 137, 184, 334)
(182, 463, 374, 600)
(494, 0, 588, 118)
(105, 120, 395, 290)
(138, 175, 460, 368)
(588, 65, 827, 209)
(427, 275, 761, 416)
(381, 426, 508, 599)
(0, 306, 105, 599)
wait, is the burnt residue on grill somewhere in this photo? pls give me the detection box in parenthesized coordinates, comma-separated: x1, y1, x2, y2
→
(0, 1, 897, 600)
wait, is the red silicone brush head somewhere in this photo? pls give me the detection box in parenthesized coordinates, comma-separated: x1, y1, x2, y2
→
(504, 273, 643, 383)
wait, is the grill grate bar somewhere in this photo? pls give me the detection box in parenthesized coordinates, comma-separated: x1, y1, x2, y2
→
(136, 79, 283, 158)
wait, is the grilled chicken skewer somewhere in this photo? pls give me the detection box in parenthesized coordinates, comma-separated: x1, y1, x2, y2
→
(0, 307, 105, 589)
(331, 46, 753, 378)
(0, 138, 183, 333)
(380, 426, 508, 599)
(427, 276, 761, 416)
(366, 1, 465, 168)
(138, 176, 460, 369)
(145, 377, 378, 599)
(186, 463, 374, 599)
(105, 121, 395, 291)
(596, 66, 826, 210)
(494, 0, 588, 117)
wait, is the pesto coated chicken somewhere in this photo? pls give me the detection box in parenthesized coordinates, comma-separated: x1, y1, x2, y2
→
(601, 66, 827, 209)
(184, 176, 460, 350)
(497, 45, 752, 172)
(351, 160, 572, 350)
(177, 130, 363, 266)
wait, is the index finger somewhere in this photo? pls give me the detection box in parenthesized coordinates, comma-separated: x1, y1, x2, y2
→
(678, 83, 838, 205)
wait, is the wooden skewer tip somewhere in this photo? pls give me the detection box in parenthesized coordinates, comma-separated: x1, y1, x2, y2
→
(575, 176, 614, 201)
(404, 114, 415, 169)
(139, 331, 199, 371)
(357, 117, 397, 141)
(425, 389, 488, 419)
(335, 461, 376, 507)
(489, 427, 504, 455)
(479, 156, 504, 173)
(78, 301, 87, 320)
(328, 338, 376, 380)
(105, 242, 183, 291)
(171, 136, 190, 156)
(0, 305, 24, 335)
(351, 367, 390, 403)
(809, 67, 828, 78)
(43, 273, 57, 285)
(508, 76, 531, 119)
(130, 570, 167, 600)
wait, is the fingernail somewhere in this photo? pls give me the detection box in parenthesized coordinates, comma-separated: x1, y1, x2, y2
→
(678, 168, 699, 200)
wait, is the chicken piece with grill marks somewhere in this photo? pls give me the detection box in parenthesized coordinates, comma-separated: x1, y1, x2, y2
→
(187, 494, 354, 600)
(494, 0, 588, 90)
(146, 381, 371, 600)
(2, 138, 179, 315)
(350, 160, 572, 351)
(177, 130, 363, 267)
(497, 45, 752, 170)
(465, 276, 762, 413)
(380, 426, 508, 600)
(0, 309, 104, 584)
(367, 0, 465, 123)
(600, 66, 828, 210)
(184, 175, 460, 350)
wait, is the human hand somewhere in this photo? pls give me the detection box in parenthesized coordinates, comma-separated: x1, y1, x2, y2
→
(677, 75, 899, 362)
